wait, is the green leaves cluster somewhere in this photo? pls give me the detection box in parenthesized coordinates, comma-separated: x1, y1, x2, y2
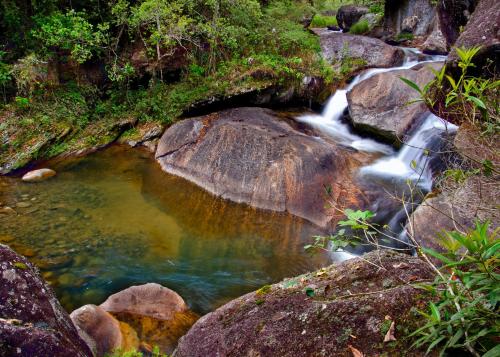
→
(32, 10, 108, 63)
(399, 46, 499, 134)
(412, 222, 499, 356)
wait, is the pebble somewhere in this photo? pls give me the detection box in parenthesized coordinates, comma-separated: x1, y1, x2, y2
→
(22, 168, 56, 182)
(16, 202, 32, 208)
(0, 207, 16, 215)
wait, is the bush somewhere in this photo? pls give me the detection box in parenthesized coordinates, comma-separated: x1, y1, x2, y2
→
(310, 14, 337, 27)
(412, 222, 499, 356)
(349, 19, 369, 34)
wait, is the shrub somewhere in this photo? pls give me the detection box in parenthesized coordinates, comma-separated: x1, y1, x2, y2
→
(349, 19, 369, 34)
(310, 14, 337, 27)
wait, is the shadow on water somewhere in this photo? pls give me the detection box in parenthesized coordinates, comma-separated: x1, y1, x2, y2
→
(0, 145, 328, 314)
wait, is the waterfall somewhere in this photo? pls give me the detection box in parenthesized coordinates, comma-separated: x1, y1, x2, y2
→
(296, 49, 446, 156)
(297, 48, 451, 262)
(360, 113, 457, 191)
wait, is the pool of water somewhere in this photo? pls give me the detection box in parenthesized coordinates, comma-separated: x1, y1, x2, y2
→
(0, 146, 328, 313)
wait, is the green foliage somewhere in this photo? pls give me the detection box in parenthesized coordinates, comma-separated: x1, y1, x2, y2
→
(395, 32, 414, 41)
(349, 19, 369, 34)
(107, 345, 169, 357)
(400, 46, 499, 133)
(32, 10, 108, 63)
(310, 14, 337, 27)
(412, 222, 499, 356)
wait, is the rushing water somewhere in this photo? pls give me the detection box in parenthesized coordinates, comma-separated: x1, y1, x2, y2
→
(295, 49, 452, 258)
(0, 146, 328, 313)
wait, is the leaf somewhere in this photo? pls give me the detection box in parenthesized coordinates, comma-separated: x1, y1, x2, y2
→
(305, 287, 315, 297)
(383, 321, 396, 342)
(399, 76, 423, 95)
(484, 345, 500, 357)
(348, 345, 364, 357)
(429, 302, 441, 322)
(466, 95, 486, 109)
(410, 160, 417, 170)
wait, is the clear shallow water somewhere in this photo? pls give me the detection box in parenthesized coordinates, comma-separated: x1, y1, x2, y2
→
(0, 146, 327, 313)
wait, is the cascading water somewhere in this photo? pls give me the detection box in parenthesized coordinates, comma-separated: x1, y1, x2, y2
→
(296, 48, 451, 261)
(296, 49, 446, 156)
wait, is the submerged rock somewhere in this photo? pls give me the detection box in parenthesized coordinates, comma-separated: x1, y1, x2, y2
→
(0, 244, 92, 357)
(347, 62, 443, 145)
(156, 107, 362, 227)
(313, 29, 405, 69)
(174, 250, 433, 357)
(22, 168, 56, 182)
(100, 283, 198, 354)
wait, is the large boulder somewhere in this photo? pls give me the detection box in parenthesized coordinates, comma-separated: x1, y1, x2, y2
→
(174, 250, 434, 357)
(422, 15, 448, 54)
(347, 62, 443, 144)
(155, 107, 363, 227)
(384, 0, 437, 37)
(0, 244, 92, 357)
(313, 29, 405, 69)
(438, 0, 478, 47)
(447, 0, 500, 75)
(336, 5, 369, 31)
(100, 283, 198, 354)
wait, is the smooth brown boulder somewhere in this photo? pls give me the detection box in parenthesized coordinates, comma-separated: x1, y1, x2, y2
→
(70, 304, 123, 356)
(0, 244, 92, 357)
(100, 283, 198, 354)
(447, 0, 500, 75)
(174, 250, 434, 357)
(313, 29, 405, 69)
(155, 107, 362, 227)
(347, 62, 443, 145)
(21, 168, 56, 182)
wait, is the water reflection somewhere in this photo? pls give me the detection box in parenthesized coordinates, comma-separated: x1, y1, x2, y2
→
(0, 146, 327, 313)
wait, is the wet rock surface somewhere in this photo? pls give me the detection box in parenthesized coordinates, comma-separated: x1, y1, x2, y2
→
(313, 29, 405, 69)
(22, 168, 57, 182)
(0, 244, 92, 357)
(156, 107, 363, 227)
(347, 62, 443, 144)
(174, 250, 433, 357)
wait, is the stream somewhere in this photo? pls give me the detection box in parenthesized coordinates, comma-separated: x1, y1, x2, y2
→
(0, 48, 455, 314)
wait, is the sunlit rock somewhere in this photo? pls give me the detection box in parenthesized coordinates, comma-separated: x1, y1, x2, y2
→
(22, 168, 56, 182)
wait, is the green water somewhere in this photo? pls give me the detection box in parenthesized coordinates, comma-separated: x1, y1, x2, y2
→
(0, 146, 328, 313)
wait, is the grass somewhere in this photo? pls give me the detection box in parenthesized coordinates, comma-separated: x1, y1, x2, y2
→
(349, 19, 369, 34)
(310, 14, 338, 28)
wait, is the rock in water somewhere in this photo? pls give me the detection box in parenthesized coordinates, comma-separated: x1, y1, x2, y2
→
(155, 107, 362, 227)
(22, 168, 56, 182)
(174, 250, 434, 357)
(336, 5, 369, 31)
(312, 29, 405, 69)
(70, 304, 125, 356)
(0, 244, 92, 357)
(347, 62, 443, 145)
(100, 283, 198, 354)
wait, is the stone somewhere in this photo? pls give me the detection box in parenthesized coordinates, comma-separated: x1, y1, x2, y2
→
(70, 304, 123, 357)
(22, 168, 56, 182)
(100, 283, 198, 354)
(174, 250, 434, 357)
(347, 62, 443, 145)
(336, 5, 369, 31)
(156, 107, 363, 227)
(384, 0, 437, 37)
(447, 0, 500, 75)
(16, 202, 32, 208)
(438, 0, 478, 47)
(313, 29, 405, 69)
(422, 15, 448, 55)
(0, 206, 16, 215)
(0, 244, 92, 357)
